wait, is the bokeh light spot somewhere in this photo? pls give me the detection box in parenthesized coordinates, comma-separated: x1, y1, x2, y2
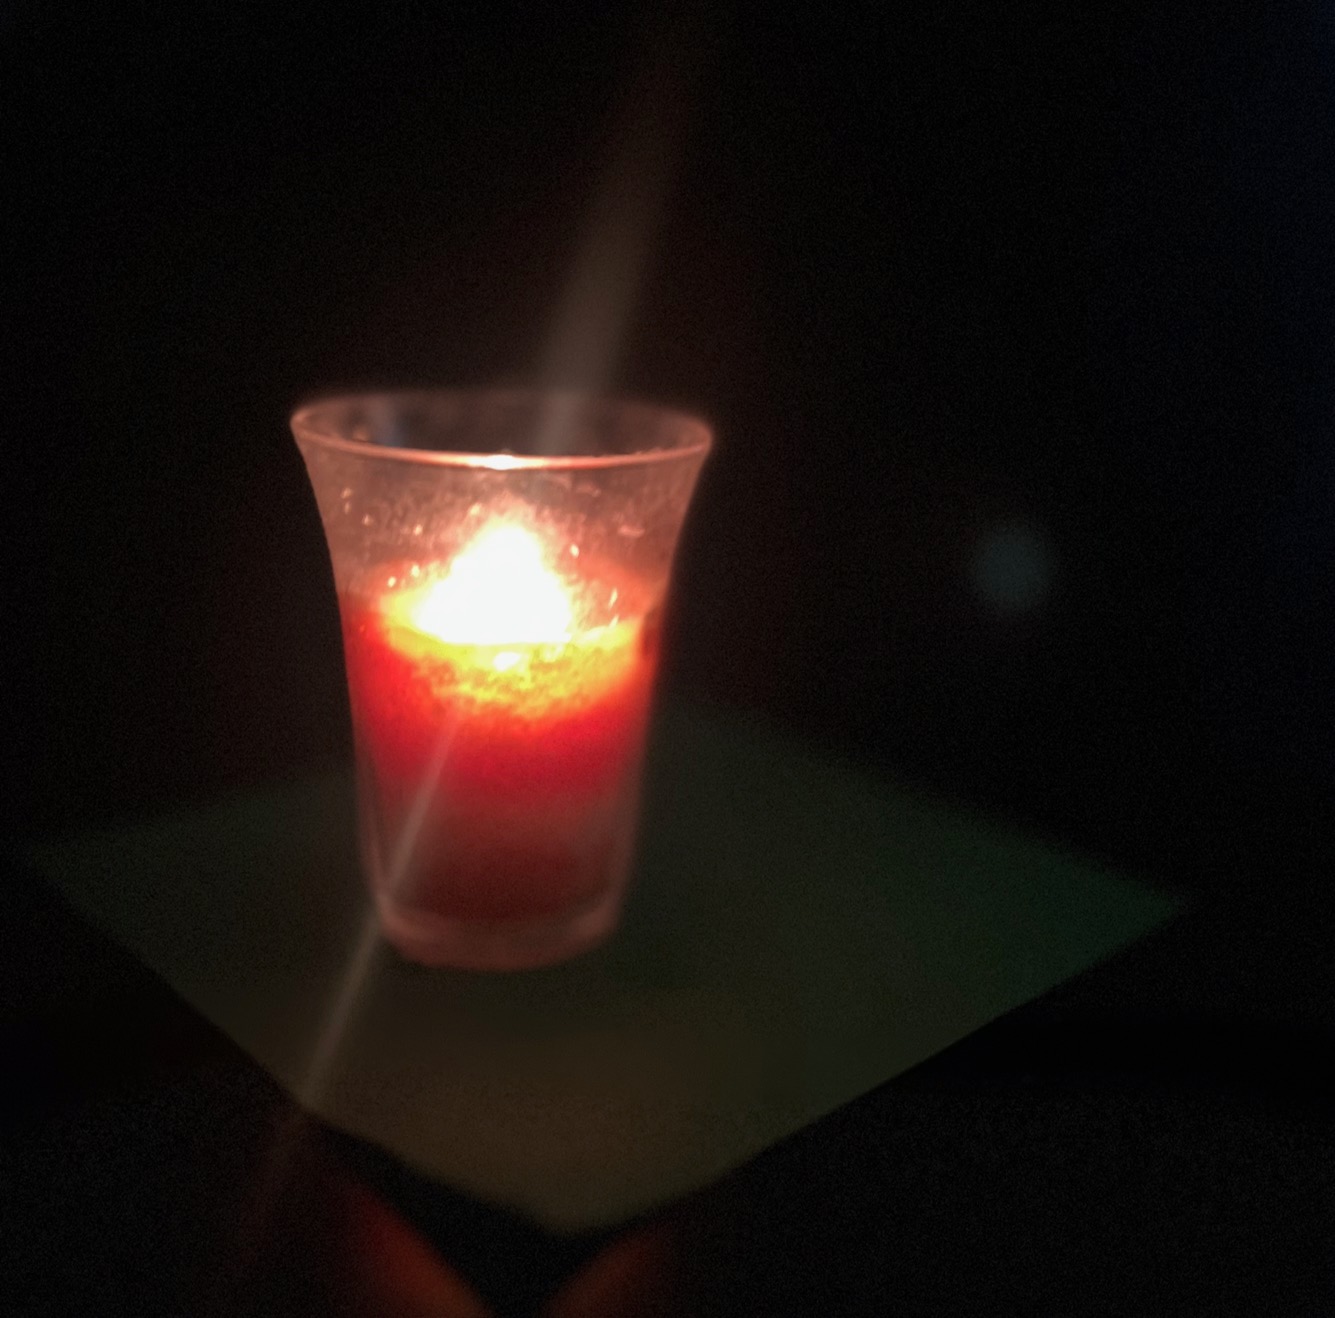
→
(970, 523, 1054, 614)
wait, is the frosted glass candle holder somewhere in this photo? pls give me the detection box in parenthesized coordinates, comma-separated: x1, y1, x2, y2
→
(293, 389, 711, 970)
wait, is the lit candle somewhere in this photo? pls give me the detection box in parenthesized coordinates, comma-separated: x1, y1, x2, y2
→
(293, 387, 711, 968)
(338, 522, 661, 934)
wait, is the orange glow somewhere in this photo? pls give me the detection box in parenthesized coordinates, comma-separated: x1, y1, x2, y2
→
(337, 529, 660, 932)
(371, 526, 642, 714)
(401, 523, 574, 646)
(337, 1182, 491, 1317)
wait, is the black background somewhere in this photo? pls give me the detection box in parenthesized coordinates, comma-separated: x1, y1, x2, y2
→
(8, 1, 1334, 867)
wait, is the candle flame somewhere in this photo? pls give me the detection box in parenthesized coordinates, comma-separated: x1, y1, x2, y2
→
(405, 524, 574, 646)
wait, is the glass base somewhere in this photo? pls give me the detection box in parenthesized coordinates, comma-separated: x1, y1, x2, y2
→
(374, 888, 622, 971)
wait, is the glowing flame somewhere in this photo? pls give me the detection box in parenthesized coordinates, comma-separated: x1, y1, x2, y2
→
(405, 524, 573, 646)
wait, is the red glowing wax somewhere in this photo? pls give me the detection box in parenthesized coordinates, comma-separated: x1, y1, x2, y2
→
(338, 526, 660, 925)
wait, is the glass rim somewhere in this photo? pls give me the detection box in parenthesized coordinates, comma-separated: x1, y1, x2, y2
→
(290, 387, 714, 471)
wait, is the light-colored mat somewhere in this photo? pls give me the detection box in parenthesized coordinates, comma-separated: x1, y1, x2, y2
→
(30, 704, 1175, 1231)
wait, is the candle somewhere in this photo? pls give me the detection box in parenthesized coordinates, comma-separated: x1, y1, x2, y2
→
(338, 522, 661, 941)
(293, 387, 711, 969)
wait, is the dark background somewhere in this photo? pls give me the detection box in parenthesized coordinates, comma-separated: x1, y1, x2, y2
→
(6, 3, 1335, 1312)
(8, 2, 1334, 872)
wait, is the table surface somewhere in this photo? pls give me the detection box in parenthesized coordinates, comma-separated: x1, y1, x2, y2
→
(6, 794, 1334, 1317)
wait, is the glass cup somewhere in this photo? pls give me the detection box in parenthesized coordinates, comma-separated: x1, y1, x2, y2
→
(292, 389, 712, 970)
